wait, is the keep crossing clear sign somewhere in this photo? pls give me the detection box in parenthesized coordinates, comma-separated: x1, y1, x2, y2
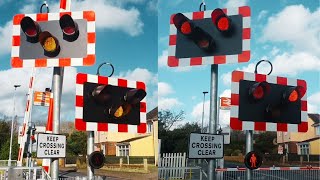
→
(36, 133, 66, 158)
(188, 133, 224, 159)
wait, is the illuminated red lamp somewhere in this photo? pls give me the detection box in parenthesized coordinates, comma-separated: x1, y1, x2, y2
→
(283, 86, 306, 103)
(249, 81, 270, 101)
(211, 8, 232, 32)
(20, 16, 41, 43)
(59, 14, 79, 42)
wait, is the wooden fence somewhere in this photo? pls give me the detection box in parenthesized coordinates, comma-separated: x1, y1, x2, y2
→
(158, 152, 187, 179)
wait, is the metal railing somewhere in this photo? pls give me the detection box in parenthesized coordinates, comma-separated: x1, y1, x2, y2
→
(0, 160, 17, 167)
(215, 166, 320, 180)
(0, 166, 51, 180)
(158, 166, 205, 180)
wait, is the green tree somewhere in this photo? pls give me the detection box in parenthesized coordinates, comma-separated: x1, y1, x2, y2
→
(0, 134, 19, 160)
(66, 131, 87, 156)
(254, 132, 277, 154)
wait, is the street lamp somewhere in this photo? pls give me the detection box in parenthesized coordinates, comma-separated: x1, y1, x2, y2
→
(8, 85, 21, 166)
(201, 91, 208, 133)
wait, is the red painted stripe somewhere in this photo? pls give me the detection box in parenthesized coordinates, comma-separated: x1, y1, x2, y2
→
(118, 124, 128, 132)
(280, 167, 291, 170)
(298, 122, 308, 132)
(140, 102, 147, 112)
(22, 124, 26, 136)
(190, 57, 202, 65)
(222, 8, 227, 14)
(75, 119, 86, 130)
(59, 58, 71, 67)
(232, 71, 244, 82)
(169, 35, 177, 45)
(301, 100, 307, 111)
(254, 122, 266, 131)
(137, 123, 147, 133)
(192, 11, 204, 19)
(242, 28, 251, 39)
(11, 57, 23, 68)
(277, 123, 287, 131)
(97, 123, 108, 131)
(168, 56, 179, 67)
(170, 14, 175, 24)
(76, 73, 88, 84)
(230, 117, 242, 130)
(25, 100, 30, 112)
(87, 33, 96, 43)
(12, 36, 20, 46)
(277, 77, 287, 85)
(231, 94, 239, 106)
(83, 54, 96, 66)
(60, 0, 67, 10)
(75, 95, 83, 107)
(297, 79, 307, 90)
(239, 6, 251, 17)
(46, 97, 53, 131)
(43, 166, 49, 173)
(18, 148, 22, 160)
(136, 82, 146, 91)
(238, 51, 250, 62)
(36, 13, 48, 22)
(118, 79, 127, 87)
(35, 59, 47, 67)
(29, 77, 33, 88)
(83, 11, 95, 21)
(60, 12, 71, 17)
(13, 14, 25, 25)
(98, 76, 108, 85)
(214, 56, 226, 64)
(255, 73, 267, 82)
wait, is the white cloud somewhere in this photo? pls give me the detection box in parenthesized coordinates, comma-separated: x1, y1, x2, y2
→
(158, 50, 168, 67)
(308, 92, 320, 113)
(220, 89, 231, 98)
(0, 21, 12, 56)
(261, 5, 320, 56)
(158, 82, 174, 97)
(223, 0, 248, 8)
(257, 10, 268, 21)
(221, 72, 231, 86)
(158, 98, 182, 110)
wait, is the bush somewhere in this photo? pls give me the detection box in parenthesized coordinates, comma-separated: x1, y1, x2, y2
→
(231, 149, 242, 156)
(105, 156, 155, 164)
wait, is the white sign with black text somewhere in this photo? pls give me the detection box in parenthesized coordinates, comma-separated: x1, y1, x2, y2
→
(36, 133, 66, 158)
(188, 133, 223, 159)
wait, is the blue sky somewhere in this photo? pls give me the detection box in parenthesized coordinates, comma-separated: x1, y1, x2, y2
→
(158, 0, 320, 127)
(0, 0, 157, 121)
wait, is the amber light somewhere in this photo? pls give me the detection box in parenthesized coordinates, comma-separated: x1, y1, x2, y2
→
(283, 86, 306, 103)
(39, 31, 60, 57)
(113, 104, 132, 118)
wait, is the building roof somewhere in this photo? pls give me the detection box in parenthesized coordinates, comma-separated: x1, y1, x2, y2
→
(147, 107, 158, 121)
(297, 137, 320, 144)
(117, 134, 151, 144)
(309, 113, 320, 126)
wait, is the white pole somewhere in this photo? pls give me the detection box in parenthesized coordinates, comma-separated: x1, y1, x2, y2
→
(9, 85, 20, 166)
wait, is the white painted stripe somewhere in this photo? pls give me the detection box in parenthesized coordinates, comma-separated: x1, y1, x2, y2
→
(287, 78, 297, 86)
(266, 75, 277, 84)
(266, 123, 277, 131)
(12, 25, 21, 36)
(23, 60, 35, 67)
(48, 13, 59, 20)
(128, 125, 137, 133)
(127, 80, 136, 88)
(87, 22, 95, 33)
(169, 24, 176, 35)
(243, 121, 254, 130)
(87, 74, 98, 83)
(25, 14, 36, 20)
(70, 58, 83, 66)
(108, 77, 118, 86)
(179, 58, 191, 66)
(204, 10, 211, 18)
(11, 46, 19, 57)
(226, 55, 238, 64)
(87, 43, 95, 54)
(183, 12, 192, 19)
(244, 72, 255, 81)
(242, 39, 250, 51)
(230, 106, 239, 118)
(75, 107, 83, 119)
(86, 122, 97, 131)
(243, 17, 250, 28)
(47, 58, 59, 66)
(75, 84, 83, 96)
(226, 7, 239, 15)
(71, 11, 83, 19)
(108, 124, 118, 132)
(231, 82, 239, 94)
(168, 46, 176, 56)
(287, 124, 298, 132)
(301, 111, 308, 122)
(140, 113, 147, 123)
(202, 56, 213, 64)
(301, 93, 307, 101)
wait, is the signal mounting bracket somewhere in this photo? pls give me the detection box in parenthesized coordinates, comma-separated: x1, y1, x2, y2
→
(254, 60, 273, 75)
(96, 62, 114, 77)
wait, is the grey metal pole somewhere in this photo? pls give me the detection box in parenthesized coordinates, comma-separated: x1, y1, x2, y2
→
(201, 91, 208, 133)
(208, 65, 218, 180)
(246, 130, 253, 180)
(9, 85, 20, 166)
(51, 67, 64, 180)
(87, 131, 94, 179)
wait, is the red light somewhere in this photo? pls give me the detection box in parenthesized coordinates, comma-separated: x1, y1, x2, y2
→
(25, 28, 37, 37)
(181, 21, 192, 35)
(253, 86, 264, 100)
(217, 17, 230, 31)
(288, 90, 298, 102)
(197, 39, 210, 48)
(63, 26, 76, 35)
